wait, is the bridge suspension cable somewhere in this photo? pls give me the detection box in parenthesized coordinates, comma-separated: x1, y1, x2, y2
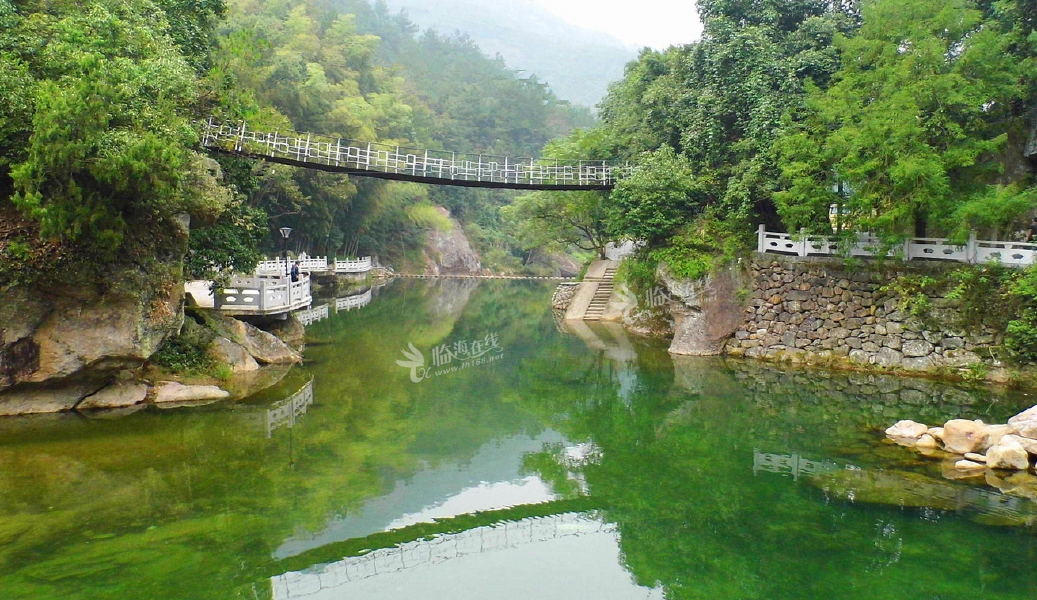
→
(200, 119, 628, 190)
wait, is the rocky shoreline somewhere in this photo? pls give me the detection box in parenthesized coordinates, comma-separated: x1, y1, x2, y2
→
(887, 405, 1037, 473)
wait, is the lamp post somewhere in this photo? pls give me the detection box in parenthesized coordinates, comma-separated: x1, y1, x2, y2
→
(279, 227, 293, 278)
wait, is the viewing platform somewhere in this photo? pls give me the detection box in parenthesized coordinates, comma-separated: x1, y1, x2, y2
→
(186, 274, 313, 316)
(757, 224, 1037, 267)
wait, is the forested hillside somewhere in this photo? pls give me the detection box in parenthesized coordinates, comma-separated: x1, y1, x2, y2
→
(0, 0, 595, 286)
(380, 0, 636, 107)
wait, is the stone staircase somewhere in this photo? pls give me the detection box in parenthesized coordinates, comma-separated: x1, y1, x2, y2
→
(583, 264, 617, 321)
(564, 260, 618, 321)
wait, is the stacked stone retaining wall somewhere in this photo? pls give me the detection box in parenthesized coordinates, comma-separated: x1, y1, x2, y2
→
(724, 254, 1000, 372)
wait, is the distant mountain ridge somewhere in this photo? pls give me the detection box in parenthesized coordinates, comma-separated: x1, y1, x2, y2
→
(381, 0, 636, 108)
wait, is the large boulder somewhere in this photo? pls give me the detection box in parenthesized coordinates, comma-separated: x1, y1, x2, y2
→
(987, 435, 1031, 470)
(942, 419, 989, 454)
(207, 337, 259, 373)
(885, 420, 929, 442)
(1, 287, 181, 390)
(263, 316, 306, 352)
(662, 262, 749, 356)
(201, 313, 301, 365)
(77, 381, 149, 410)
(1008, 405, 1037, 438)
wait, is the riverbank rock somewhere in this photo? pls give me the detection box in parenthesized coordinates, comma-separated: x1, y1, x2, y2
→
(661, 262, 749, 356)
(76, 381, 149, 410)
(207, 337, 259, 373)
(885, 420, 929, 441)
(942, 419, 989, 454)
(988, 435, 1032, 470)
(263, 316, 306, 352)
(1008, 405, 1037, 438)
(422, 207, 481, 275)
(200, 312, 301, 365)
(151, 381, 230, 403)
(0, 381, 106, 415)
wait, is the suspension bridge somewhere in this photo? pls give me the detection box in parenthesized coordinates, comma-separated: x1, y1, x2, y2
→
(201, 119, 629, 190)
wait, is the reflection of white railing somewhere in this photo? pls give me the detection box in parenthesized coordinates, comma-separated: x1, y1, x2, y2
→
(202, 119, 629, 190)
(756, 225, 1037, 266)
(335, 289, 373, 312)
(752, 449, 839, 481)
(257, 257, 329, 275)
(294, 304, 329, 326)
(271, 513, 613, 599)
(215, 274, 311, 314)
(334, 257, 373, 273)
(263, 380, 314, 438)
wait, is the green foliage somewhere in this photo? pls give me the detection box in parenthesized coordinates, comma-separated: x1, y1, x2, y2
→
(186, 201, 267, 280)
(150, 317, 217, 375)
(614, 254, 660, 300)
(773, 0, 1025, 238)
(609, 147, 706, 245)
(504, 128, 615, 257)
(880, 274, 941, 317)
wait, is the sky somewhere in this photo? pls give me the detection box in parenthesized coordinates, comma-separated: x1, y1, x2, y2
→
(530, 0, 703, 50)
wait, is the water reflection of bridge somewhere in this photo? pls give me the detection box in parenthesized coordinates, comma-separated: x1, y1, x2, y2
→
(752, 450, 839, 481)
(258, 380, 314, 438)
(271, 512, 614, 599)
(335, 289, 372, 312)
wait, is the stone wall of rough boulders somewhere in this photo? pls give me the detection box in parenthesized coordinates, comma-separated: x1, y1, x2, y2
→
(724, 254, 1000, 372)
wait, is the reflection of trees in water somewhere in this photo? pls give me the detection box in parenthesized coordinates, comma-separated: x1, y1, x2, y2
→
(513, 350, 1037, 600)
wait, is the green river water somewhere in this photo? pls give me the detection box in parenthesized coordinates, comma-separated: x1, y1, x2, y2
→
(2, 280, 1037, 600)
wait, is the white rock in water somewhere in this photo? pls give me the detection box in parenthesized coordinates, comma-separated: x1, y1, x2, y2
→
(987, 435, 1031, 470)
(964, 452, 987, 463)
(927, 427, 944, 441)
(915, 434, 939, 450)
(954, 459, 987, 471)
(1008, 405, 1037, 439)
(942, 419, 987, 454)
(152, 381, 230, 403)
(885, 420, 929, 441)
(979, 423, 1017, 452)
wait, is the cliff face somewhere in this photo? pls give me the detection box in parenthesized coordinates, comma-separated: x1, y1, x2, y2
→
(422, 207, 482, 275)
(659, 262, 750, 356)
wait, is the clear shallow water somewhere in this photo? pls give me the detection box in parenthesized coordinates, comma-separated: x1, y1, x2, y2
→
(2, 280, 1037, 599)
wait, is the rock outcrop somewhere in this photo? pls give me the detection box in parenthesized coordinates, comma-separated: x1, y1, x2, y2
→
(885, 405, 1037, 475)
(77, 381, 149, 409)
(200, 312, 301, 365)
(661, 262, 749, 356)
(423, 207, 481, 275)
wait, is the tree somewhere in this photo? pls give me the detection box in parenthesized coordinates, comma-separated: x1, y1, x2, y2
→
(504, 128, 615, 258)
(773, 0, 1025, 239)
(609, 147, 708, 246)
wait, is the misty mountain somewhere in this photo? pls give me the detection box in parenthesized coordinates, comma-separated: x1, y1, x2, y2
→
(379, 0, 636, 108)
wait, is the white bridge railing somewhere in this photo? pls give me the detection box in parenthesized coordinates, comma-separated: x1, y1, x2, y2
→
(214, 274, 312, 314)
(334, 256, 372, 273)
(257, 257, 329, 275)
(201, 119, 629, 190)
(757, 225, 1037, 267)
